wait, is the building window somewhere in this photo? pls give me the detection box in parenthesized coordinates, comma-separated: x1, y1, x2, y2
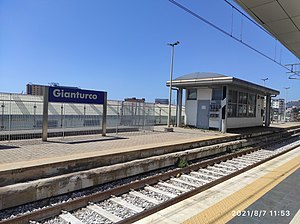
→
(238, 92, 248, 117)
(187, 89, 197, 100)
(228, 90, 256, 118)
(238, 104, 247, 117)
(248, 93, 256, 117)
(228, 104, 237, 117)
(239, 92, 248, 104)
(212, 88, 222, 100)
(228, 90, 237, 117)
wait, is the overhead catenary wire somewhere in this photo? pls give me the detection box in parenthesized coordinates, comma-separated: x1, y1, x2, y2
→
(223, 0, 274, 38)
(240, 17, 243, 41)
(226, 0, 284, 63)
(168, 0, 296, 75)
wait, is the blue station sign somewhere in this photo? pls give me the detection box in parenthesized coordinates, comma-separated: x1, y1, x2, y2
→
(48, 86, 105, 104)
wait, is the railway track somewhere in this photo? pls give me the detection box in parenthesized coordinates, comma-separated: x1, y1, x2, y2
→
(1, 130, 300, 224)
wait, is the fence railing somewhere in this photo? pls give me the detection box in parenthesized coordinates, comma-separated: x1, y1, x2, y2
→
(0, 92, 184, 140)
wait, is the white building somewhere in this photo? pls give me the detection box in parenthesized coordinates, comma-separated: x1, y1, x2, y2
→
(167, 72, 280, 132)
(272, 98, 285, 114)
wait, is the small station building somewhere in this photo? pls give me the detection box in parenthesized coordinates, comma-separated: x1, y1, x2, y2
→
(167, 72, 280, 132)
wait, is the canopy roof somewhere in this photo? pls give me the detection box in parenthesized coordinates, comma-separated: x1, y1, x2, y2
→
(234, 0, 300, 59)
(167, 72, 280, 96)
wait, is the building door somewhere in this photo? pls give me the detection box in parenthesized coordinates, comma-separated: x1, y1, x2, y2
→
(197, 100, 210, 129)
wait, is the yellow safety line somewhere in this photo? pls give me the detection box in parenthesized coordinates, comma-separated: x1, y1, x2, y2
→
(183, 155, 300, 224)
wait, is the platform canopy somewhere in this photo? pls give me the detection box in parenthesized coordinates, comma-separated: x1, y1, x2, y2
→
(234, 0, 300, 59)
(167, 72, 280, 96)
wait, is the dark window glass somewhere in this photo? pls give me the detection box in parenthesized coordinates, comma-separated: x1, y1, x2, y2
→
(228, 90, 237, 103)
(229, 90, 256, 118)
(187, 89, 197, 100)
(248, 94, 256, 117)
(238, 104, 247, 117)
(248, 94, 256, 105)
(248, 105, 256, 117)
(239, 92, 248, 104)
(228, 104, 237, 117)
(228, 90, 238, 117)
(212, 88, 222, 100)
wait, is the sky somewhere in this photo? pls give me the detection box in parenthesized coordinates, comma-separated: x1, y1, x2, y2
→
(1, 0, 299, 102)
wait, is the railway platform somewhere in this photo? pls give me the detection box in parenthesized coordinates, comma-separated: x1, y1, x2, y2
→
(135, 140, 300, 224)
(0, 123, 299, 169)
(0, 126, 233, 170)
(0, 122, 299, 216)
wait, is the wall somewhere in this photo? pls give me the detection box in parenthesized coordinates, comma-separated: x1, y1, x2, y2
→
(198, 88, 212, 100)
(209, 119, 221, 129)
(185, 88, 212, 127)
(227, 117, 262, 128)
(185, 100, 197, 126)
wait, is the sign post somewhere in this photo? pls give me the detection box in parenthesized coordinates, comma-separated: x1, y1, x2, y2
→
(42, 86, 107, 141)
(102, 92, 107, 136)
(42, 86, 49, 141)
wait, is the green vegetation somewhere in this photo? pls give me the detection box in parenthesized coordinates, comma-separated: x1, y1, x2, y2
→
(176, 157, 189, 168)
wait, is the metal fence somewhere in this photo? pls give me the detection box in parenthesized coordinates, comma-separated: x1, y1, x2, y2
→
(0, 92, 182, 141)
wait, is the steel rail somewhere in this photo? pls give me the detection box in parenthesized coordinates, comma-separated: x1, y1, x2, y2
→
(119, 138, 300, 224)
(1, 134, 300, 224)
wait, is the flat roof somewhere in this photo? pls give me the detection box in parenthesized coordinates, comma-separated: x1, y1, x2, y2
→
(166, 72, 280, 96)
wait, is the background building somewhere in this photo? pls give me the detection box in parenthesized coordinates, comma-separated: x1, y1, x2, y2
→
(291, 106, 300, 122)
(26, 83, 60, 96)
(26, 84, 45, 96)
(271, 98, 285, 121)
(124, 97, 145, 103)
(155, 99, 169, 105)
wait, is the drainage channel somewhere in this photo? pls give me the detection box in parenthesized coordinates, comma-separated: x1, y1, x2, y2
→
(1, 135, 300, 224)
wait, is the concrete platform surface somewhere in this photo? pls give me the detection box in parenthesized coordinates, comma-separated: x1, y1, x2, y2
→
(229, 168, 300, 224)
(134, 142, 300, 224)
(0, 122, 299, 171)
(270, 122, 300, 129)
(0, 126, 231, 170)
